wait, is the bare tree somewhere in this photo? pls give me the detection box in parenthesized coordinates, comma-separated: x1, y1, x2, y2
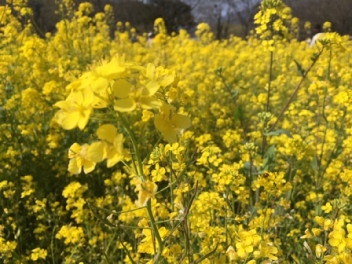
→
(284, 0, 352, 36)
(182, 0, 260, 39)
(228, 0, 260, 37)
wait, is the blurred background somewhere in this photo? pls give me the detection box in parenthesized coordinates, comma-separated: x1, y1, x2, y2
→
(1, 0, 351, 39)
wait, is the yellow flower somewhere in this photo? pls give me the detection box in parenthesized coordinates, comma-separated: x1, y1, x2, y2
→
(96, 124, 125, 168)
(113, 63, 172, 112)
(154, 102, 191, 143)
(142, 109, 154, 122)
(328, 219, 346, 252)
(136, 179, 158, 207)
(95, 56, 127, 80)
(300, 228, 313, 239)
(226, 246, 236, 261)
(138, 226, 168, 254)
(315, 244, 326, 258)
(30, 248, 47, 261)
(322, 202, 333, 214)
(312, 228, 322, 236)
(56, 225, 85, 245)
(54, 90, 94, 130)
(254, 242, 278, 261)
(68, 143, 96, 174)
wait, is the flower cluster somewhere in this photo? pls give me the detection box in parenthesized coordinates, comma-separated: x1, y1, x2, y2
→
(1, 0, 352, 263)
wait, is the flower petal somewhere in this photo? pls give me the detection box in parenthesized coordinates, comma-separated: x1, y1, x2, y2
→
(97, 124, 117, 143)
(114, 98, 136, 112)
(172, 114, 191, 129)
(112, 79, 133, 98)
(87, 141, 106, 163)
(140, 97, 162, 109)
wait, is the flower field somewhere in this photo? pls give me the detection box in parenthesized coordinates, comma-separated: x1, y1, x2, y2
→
(1, 0, 352, 263)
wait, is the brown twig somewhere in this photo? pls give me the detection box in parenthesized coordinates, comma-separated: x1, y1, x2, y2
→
(270, 49, 324, 131)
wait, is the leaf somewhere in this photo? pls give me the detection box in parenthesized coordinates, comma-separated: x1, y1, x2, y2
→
(263, 145, 276, 171)
(232, 88, 240, 98)
(243, 161, 258, 174)
(311, 52, 320, 62)
(264, 144, 276, 159)
(294, 59, 305, 76)
(234, 105, 244, 122)
(311, 155, 319, 171)
(244, 161, 251, 170)
(265, 129, 293, 138)
(214, 67, 225, 75)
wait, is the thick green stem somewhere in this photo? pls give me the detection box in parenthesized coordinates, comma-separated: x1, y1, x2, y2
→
(118, 113, 164, 263)
(261, 51, 273, 156)
(118, 113, 144, 179)
(147, 199, 164, 263)
(266, 51, 274, 113)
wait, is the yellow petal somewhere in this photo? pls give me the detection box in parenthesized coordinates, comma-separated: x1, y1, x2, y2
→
(82, 159, 96, 174)
(56, 111, 79, 130)
(146, 63, 155, 79)
(139, 97, 162, 109)
(54, 100, 70, 109)
(226, 246, 236, 261)
(113, 134, 124, 150)
(91, 77, 109, 93)
(114, 98, 136, 112)
(97, 124, 117, 143)
(87, 141, 106, 162)
(68, 158, 82, 174)
(106, 153, 124, 168)
(137, 180, 158, 207)
(154, 116, 177, 143)
(160, 74, 174, 87)
(172, 114, 191, 129)
(68, 143, 82, 158)
(112, 79, 133, 98)
(77, 109, 92, 130)
(144, 80, 160, 96)
(81, 90, 95, 107)
(347, 224, 352, 234)
(329, 238, 340, 247)
(96, 57, 125, 79)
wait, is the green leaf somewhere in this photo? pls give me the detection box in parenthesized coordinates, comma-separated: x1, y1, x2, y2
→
(265, 129, 293, 138)
(310, 155, 319, 171)
(263, 144, 276, 171)
(294, 59, 305, 76)
(265, 144, 276, 159)
(232, 88, 240, 98)
(234, 105, 244, 122)
(214, 67, 225, 75)
(311, 52, 320, 62)
(244, 161, 251, 170)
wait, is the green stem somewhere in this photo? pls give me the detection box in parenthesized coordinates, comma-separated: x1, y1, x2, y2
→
(266, 51, 274, 112)
(118, 113, 144, 180)
(155, 180, 177, 195)
(120, 240, 136, 264)
(262, 51, 274, 155)
(169, 150, 174, 212)
(118, 113, 164, 263)
(51, 225, 56, 264)
(147, 199, 164, 263)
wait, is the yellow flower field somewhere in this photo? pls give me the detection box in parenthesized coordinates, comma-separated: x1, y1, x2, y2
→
(1, 0, 352, 263)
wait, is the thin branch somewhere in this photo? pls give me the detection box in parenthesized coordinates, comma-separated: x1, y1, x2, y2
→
(192, 244, 219, 264)
(270, 48, 324, 131)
